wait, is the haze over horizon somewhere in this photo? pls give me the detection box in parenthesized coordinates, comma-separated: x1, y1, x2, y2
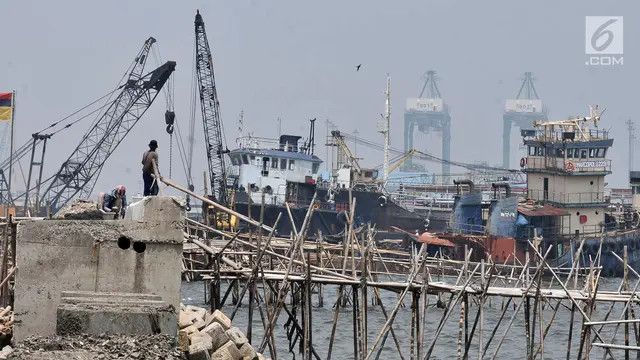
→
(1, 0, 638, 199)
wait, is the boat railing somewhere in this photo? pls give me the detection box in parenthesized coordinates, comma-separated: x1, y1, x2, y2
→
(531, 128, 609, 142)
(526, 189, 606, 205)
(448, 222, 486, 235)
(392, 194, 455, 211)
(525, 156, 611, 174)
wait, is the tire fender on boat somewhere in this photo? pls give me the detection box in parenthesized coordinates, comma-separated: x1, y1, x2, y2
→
(378, 195, 388, 207)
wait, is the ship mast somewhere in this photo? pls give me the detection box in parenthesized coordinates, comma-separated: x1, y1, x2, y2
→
(380, 74, 391, 183)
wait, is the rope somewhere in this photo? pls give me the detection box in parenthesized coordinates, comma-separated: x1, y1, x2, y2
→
(169, 132, 173, 179)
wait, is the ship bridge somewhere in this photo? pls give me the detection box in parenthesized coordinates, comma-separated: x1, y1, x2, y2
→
(520, 107, 612, 236)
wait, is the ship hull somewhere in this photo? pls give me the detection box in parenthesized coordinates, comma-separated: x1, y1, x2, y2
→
(234, 188, 426, 239)
(548, 230, 640, 277)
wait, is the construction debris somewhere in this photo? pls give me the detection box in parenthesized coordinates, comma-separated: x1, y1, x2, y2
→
(179, 305, 265, 360)
(0, 307, 13, 345)
(7, 334, 185, 359)
(53, 199, 105, 220)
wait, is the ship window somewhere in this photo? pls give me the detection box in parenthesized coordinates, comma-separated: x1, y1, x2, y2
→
(272, 157, 278, 168)
(589, 148, 595, 158)
(280, 158, 287, 170)
(536, 147, 544, 156)
(528, 146, 536, 156)
(312, 162, 319, 174)
(242, 154, 249, 164)
(289, 159, 295, 170)
(595, 148, 606, 158)
(250, 155, 255, 161)
(231, 155, 240, 166)
(556, 149, 564, 157)
(580, 149, 588, 159)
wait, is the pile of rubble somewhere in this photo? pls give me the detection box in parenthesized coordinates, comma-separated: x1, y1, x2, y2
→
(0, 307, 13, 343)
(6, 333, 185, 359)
(53, 199, 105, 220)
(179, 305, 266, 360)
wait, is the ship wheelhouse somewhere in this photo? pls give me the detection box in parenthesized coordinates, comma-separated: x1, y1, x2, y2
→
(519, 111, 613, 240)
(229, 135, 322, 206)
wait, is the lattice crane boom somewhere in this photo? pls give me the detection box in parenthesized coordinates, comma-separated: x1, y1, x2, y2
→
(41, 56, 176, 212)
(194, 10, 228, 205)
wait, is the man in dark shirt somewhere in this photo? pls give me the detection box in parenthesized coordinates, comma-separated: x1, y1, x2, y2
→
(142, 140, 159, 196)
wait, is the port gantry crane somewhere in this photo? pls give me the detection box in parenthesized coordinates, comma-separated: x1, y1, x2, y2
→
(194, 10, 228, 206)
(40, 38, 175, 212)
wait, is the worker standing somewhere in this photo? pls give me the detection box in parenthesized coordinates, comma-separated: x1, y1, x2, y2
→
(142, 139, 159, 196)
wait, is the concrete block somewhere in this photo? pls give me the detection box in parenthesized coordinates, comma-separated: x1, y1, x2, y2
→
(211, 340, 242, 360)
(193, 318, 207, 330)
(14, 198, 184, 341)
(211, 310, 232, 330)
(55, 291, 177, 337)
(183, 324, 199, 335)
(226, 327, 248, 348)
(178, 329, 190, 351)
(239, 343, 257, 360)
(180, 311, 197, 328)
(0, 345, 13, 360)
(186, 305, 207, 320)
(188, 340, 212, 360)
(191, 332, 213, 349)
(203, 322, 231, 351)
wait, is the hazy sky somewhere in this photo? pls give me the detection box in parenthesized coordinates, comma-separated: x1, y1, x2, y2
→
(1, 0, 638, 200)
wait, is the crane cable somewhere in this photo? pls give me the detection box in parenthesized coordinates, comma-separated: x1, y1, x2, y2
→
(338, 131, 519, 173)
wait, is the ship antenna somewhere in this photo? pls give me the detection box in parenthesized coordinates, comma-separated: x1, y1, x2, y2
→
(379, 74, 391, 184)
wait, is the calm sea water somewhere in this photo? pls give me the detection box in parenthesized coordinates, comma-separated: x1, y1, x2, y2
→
(182, 278, 632, 359)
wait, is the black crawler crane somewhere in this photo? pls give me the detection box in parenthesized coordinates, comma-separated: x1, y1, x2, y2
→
(194, 10, 228, 206)
(41, 38, 175, 212)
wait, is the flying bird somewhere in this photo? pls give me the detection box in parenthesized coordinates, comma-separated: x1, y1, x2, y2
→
(356, 64, 362, 71)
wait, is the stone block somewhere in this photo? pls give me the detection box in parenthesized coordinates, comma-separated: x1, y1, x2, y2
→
(182, 324, 199, 336)
(180, 311, 196, 328)
(211, 310, 232, 330)
(239, 343, 257, 360)
(178, 329, 190, 351)
(193, 318, 207, 330)
(226, 327, 248, 348)
(203, 322, 231, 350)
(256, 353, 266, 360)
(190, 332, 213, 348)
(188, 340, 212, 360)
(211, 340, 242, 360)
(186, 305, 207, 320)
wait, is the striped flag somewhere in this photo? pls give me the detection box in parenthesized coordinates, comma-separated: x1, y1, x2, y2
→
(0, 93, 12, 121)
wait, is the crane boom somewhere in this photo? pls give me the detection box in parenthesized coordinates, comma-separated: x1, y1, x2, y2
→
(194, 10, 227, 205)
(42, 59, 176, 212)
(330, 130, 362, 173)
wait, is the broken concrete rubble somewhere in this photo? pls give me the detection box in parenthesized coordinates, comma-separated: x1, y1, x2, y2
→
(8, 334, 185, 359)
(179, 305, 265, 360)
(53, 199, 106, 220)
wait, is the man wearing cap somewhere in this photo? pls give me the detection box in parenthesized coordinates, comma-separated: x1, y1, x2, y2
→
(142, 140, 159, 196)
